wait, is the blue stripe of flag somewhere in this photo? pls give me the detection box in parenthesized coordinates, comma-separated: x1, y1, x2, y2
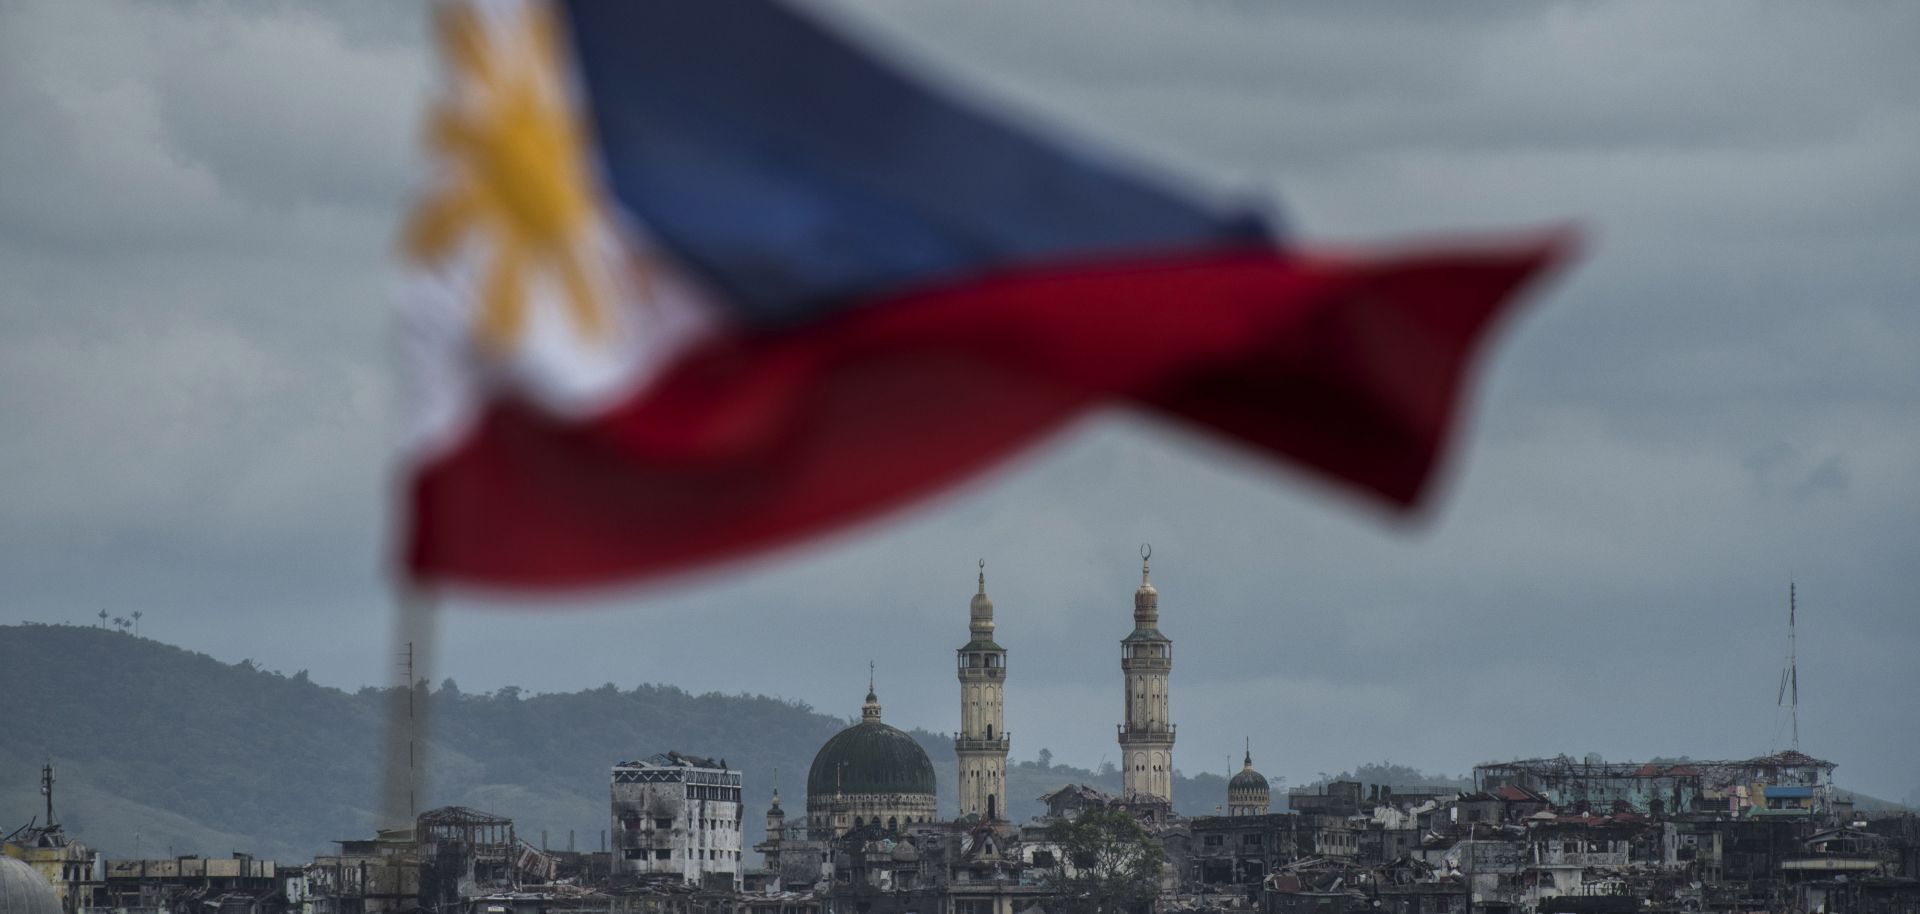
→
(561, 1, 1274, 327)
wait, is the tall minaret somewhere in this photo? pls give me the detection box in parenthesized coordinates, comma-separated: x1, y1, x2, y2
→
(1118, 545, 1174, 802)
(755, 783, 787, 873)
(956, 559, 1009, 821)
(766, 785, 785, 842)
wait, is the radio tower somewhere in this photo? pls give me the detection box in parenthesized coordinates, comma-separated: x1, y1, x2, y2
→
(1776, 582, 1799, 752)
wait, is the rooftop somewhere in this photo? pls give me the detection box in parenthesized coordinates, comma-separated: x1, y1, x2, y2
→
(619, 751, 729, 770)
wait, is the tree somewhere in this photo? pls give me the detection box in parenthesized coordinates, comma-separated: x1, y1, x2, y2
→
(1038, 748, 1053, 770)
(1044, 806, 1166, 914)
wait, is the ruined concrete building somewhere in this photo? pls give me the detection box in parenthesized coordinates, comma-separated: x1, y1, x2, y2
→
(1474, 750, 1838, 818)
(612, 751, 744, 890)
(416, 807, 516, 910)
(295, 827, 421, 914)
(103, 855, 281, 914)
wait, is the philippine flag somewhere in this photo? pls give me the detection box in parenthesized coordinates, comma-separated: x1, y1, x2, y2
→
(398, 1, 1571, 590)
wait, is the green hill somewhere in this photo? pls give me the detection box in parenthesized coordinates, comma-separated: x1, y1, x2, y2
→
(0, 625, 1234, 862)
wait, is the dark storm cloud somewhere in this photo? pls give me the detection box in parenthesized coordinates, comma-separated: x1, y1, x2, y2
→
(0, 0, 1914, 806)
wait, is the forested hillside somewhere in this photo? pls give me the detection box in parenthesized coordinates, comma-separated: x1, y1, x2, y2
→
(0, 625, 1228, 861)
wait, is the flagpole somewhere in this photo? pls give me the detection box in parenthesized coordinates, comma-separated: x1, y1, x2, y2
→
(380, 582, 438, 835)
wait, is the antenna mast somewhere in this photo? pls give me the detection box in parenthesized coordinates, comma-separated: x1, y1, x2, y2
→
(1776, 583, 1799, 752)
(40, 761, 55, 828)
(405, 640, 417, 820)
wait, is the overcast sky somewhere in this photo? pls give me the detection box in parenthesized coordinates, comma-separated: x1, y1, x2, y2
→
(1, 1, 1915, 804)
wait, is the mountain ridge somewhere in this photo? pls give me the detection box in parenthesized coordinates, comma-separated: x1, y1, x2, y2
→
(0, 625, 1225, 861)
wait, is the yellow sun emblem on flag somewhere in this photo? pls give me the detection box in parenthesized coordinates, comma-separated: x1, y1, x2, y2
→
(404, 2, 612, 352)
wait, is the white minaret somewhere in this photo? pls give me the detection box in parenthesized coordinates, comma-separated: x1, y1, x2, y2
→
(1118, 545, 1174, 802)
(956, 559, 1009, 821)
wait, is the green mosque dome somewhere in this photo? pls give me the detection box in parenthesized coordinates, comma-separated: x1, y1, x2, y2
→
(1230, 765, 1271, 793)
(807, 687, 937, 798)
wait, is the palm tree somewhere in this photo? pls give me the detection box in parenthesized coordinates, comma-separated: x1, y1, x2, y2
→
(113, 617, 129, 632)
(97, 609, 108, 629)
(131, 610, 143, 636)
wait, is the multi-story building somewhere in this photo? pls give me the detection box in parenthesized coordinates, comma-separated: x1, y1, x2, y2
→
(1473, 751, 1837, 818)
(415, 806, 516, 911)
(102, 854, 281, 914)
(612, 751, 744, 889)
(298, 828, 421, 914)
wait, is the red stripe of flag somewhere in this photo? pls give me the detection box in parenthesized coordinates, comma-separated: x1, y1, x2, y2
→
(406, 235, 1570, 589)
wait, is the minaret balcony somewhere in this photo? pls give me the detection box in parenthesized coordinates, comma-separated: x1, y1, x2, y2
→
(953, 735, 1011, 752)
(1116, 723, 1176, 744)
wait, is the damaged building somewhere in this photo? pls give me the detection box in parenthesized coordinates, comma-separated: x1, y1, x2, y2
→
(1473, 751, 1839, 819)
(613, 752, 744, 890)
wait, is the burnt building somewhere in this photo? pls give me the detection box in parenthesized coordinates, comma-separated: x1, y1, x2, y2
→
(297, 829, 421, 914)
(99, 855, 280, 914)
(416, 807, 517, 911)
(1288, 781, 1365, 819)
(1474, 751, 1837, 818)
(613, 752, 745, 890)
(1192, 815, 1289, 887)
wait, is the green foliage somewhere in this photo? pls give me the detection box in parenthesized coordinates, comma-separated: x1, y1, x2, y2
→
(1044, 806, 1165, 914)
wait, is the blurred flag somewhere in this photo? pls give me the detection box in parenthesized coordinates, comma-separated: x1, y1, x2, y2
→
(397, 1, 1571, 589)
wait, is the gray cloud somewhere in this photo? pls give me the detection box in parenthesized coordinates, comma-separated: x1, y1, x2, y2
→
(1, 0, 1914, 811)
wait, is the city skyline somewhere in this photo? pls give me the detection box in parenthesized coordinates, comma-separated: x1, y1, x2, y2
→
(0, 0, 1914, 810)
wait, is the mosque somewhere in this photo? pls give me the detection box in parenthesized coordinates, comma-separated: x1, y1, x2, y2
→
(798, 549, 1272, 837)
